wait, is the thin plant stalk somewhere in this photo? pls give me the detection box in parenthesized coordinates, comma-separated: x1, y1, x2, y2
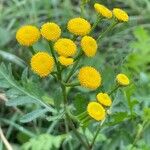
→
(29, 46, 36, 54)
(109, 85, 120, 95)
(49, 43, 90, 149)
(90, 14, 103, 35)
(63, 82, 80, 87)
(65, 52, 83, 83)
(90, 119, 105, 148)
(97, 20, 118, 42)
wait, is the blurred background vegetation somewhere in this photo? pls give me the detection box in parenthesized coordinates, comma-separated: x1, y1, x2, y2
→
(0, 0, 150, 150)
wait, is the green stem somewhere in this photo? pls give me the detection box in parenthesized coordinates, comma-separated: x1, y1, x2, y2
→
(108, 85, 120, 95)
(61, 83, 89, 150)
(64, 117, 73, 150)
(81, 0, 85, 17)
(67, 115, 90, 150)
(81, 116, 91, 124)
(132, 120, 150, 149)
(51, 73, 58, 81)
(74, 51, 83, 61)
(65, 52, 83, 83)
(77, 111, 88, 120)
(63, 82, 80, 87)
(60, 72, 90, 149)
(90, 14, 103, 35)
(90, 119, 105, 148)
(97, 20, 118, 42)
(29, 46, 36, 54)
(49, 42, 61, 75)
(49, 40, 90, 149)
(72, 35, 78, 41)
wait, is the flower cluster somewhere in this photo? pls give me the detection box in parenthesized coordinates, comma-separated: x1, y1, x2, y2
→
(87, 73, 130, 121)
(16, 2, 130, 123)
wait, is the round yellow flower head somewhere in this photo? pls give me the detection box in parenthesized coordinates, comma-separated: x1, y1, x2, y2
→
(116, 73, 130, 86)
(81, 36, 98, 57)
(113, 8, 129, 22)
(87, 102, 105, 121)
(78, 66, 101, 90)
(54, 38, 77, 57)
(31, 52, 54, 77)
(58, 56, 74, 66)
(97, 93, 112, 106)
(94, 3, 112, 19)
(40, 22, 61, 41)
(67, 18, 91, 36)
(16, 25, 40, 46)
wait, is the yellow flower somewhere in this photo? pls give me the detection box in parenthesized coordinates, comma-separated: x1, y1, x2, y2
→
(16, 25, 40, 46)
(54, 38, 77, 57)
(78, 66, 101, 90)
(31, 52, 54, 77)
(40, 22, 61, 41)
(94, 3, 112, 19)
(87, 102, 105, 121)
(67, 18, 91, 36)
(97, 93, 112, 106)
(81, 36, 97, 57)
(58, 56, 74, 66)
(113, 8, 129, 22)
(116, 73, 130, 86)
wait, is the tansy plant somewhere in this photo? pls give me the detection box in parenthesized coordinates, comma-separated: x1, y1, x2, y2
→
(2, 2, 131, 150)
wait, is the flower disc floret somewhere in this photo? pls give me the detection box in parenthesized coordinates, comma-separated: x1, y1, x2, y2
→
(58, 56, 74, 66)
(54, 38, 77, 57)
(40, 22, 61, 41)
(78, 66, 101, 90)
(113, 8, 129, 22)
(81, 36, 97, 57)
(31, 52, 54, 77)
(94, 3, 112, 19)
(97, 93, 112, 106)
(67, 18, 91, 36)
(116, 73, 130, 86)
(16, 25, 40, 46)
(87, 102, 105, 121)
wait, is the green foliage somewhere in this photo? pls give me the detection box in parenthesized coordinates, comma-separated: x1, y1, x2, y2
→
(21, 134, 65, 150)
(6, 96, 36, 107)
(0, 50, 26, 68)
(73, 93, 88, 115)
(143, 108, 150, 123)
(107, 112, 129, 126)
(0, 63, 55, 123)
(20, 108, 48, 123)
(0, 27, 12, 47)
(0, 118, 35, 138)
(124, 27, 150, 74)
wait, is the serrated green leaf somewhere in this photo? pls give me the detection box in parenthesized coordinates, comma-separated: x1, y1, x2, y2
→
(133, 27, 149, 42)
(21, 68, 29, 82)
(20, 108, 48, 123)
(6, 96, 37, 106)
(6, 89, 22, 98)
(0, 80, 10, 88)
(21, 134, 66, 150)
(0, 63, 55, 113)
(108, 112, 128, 126)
